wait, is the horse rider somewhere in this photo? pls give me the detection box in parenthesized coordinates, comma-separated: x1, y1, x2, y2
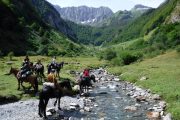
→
(82, 68, 90, 81)
(22, 55, 30, 66)
(34, 59, 43, 68)
(34, 60, 45, 77)
(19, 57, 32, 79)
(48, 56, 57, 74)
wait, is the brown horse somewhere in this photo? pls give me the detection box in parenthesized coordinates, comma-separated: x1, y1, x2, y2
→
(8, 67, 38, 93)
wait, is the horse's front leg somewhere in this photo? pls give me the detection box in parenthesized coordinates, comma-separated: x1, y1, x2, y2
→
(44, 99, 49, 119)
(58, 97, 61, 110)
(18, 80, 20, 90)
(20, 81, 26, 90)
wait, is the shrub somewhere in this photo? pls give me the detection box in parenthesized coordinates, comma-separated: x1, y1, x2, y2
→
(0, 50, 4, 57)
(26, 51, 37, 56)
(111, 57, 123, 66)
(119, 51, 142, 65)
(103, 49, 117, 61)
(7, 51, 14, 61)
(176, 45, 180, 53)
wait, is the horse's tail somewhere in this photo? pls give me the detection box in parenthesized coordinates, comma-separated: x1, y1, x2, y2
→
(34, 76, 38, 93)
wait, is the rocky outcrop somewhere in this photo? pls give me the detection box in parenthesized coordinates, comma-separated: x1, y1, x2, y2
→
(166, 1, 180, 23)
(54, 5, 113, 26)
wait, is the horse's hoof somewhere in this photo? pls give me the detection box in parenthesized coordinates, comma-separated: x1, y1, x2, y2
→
(39, 113, 43, 118)
(58, 107, 61, 110)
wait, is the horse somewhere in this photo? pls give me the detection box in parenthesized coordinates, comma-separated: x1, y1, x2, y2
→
(79, 74, 96, 95)
(33, 64, 45, 83)
(38, 80, 72, 118)
(47, 62, 64, 78)
(8, 67, 38, 93)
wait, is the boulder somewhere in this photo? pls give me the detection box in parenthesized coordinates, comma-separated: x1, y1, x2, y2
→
(124, 106, 137, 111)
(84, 107, 92, 112)
(151, 94, 161, 100)
(159, 101, 166, 109)
(73, 85, 80, 91)
(146, 112, 160, 120)
(140, 76, 148, 81)
(163, 113, 172, 120)
(70, 102, 79, 107)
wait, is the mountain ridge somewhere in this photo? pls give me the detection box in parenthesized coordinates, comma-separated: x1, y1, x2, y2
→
(54, 5, 113, 26)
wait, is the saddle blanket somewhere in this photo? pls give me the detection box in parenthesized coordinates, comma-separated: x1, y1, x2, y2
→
(43, 82, 55, 88)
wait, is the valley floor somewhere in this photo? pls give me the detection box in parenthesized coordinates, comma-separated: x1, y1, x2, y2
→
(0, 51, 180, 119)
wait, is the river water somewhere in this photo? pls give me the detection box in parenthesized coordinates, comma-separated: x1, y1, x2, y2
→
(79, 81, 153, 120)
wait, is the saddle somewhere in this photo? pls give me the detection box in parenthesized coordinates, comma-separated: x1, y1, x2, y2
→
(17, 71, 32, 80)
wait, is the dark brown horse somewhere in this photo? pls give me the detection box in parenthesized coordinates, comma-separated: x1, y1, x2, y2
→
(79, 74, 96, 94)
(38, 80, 72, 118)
(8, 67, 38, 93)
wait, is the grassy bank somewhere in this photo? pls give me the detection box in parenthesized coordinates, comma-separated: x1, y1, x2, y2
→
(0, 56, 107, 104)
(107, 51, 180, 119)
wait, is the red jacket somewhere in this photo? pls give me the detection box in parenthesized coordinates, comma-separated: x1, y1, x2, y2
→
(83, 70, 89, 77)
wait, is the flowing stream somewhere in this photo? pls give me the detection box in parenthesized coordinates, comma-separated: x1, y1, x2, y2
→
(0, 68, 165, 120)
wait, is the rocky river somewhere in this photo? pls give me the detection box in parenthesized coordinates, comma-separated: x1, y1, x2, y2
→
(0, 68, 172, 120)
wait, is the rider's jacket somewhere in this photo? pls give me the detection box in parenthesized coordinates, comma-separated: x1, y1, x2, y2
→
(83, 70, 89, 77)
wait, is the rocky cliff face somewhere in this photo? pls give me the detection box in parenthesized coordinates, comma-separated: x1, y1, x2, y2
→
(166, 1, 180, 23)
(31, 0, 77, 40)
(54, 5, 113, 26)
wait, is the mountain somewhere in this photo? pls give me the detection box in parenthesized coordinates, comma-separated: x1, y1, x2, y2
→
(111, 0, 180, 44)
(65, 4, 151, 45)
(0, 0, 84, 56)
(31, 0, 76, 41)
(54, 5, 113, 26)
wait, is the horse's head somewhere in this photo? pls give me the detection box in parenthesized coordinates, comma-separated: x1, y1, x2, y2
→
(6, 67, 18, 75)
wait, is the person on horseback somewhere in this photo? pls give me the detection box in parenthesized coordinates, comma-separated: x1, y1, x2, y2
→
(34, 59, 45, 78)
(19, 59, 32, 79)
(34, 59, 43, 69)
(82, 68, 90, 81)
(22, 55, 30, 66)
(48, 56, 57, 74)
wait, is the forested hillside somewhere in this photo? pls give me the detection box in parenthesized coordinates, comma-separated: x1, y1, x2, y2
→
(99, 0, 180, 66)
(0, 0, 84, 56)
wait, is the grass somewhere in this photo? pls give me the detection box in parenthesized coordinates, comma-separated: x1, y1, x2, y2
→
(107, 51, 180, 119)
(0, 56, 107, 103)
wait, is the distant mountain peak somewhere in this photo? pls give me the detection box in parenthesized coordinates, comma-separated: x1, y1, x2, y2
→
(54, 5, 113, 26)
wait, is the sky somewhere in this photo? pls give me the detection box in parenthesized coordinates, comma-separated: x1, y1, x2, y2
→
(46, 0, 165, 12)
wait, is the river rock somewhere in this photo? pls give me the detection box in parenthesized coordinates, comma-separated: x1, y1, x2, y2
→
(70, 102, 79, 107)
(163, 113, 172, 120)
(114, 77, 120, 81)
(46, 111, 52, 116)
(159, 101, 166, 109)
(73, 85, 80, 91)
(140, 76, 148, 81)
(69, 106, 76, 110)
(135, 103, 141, 107)
(84, 107, 92, 112)
(146, 112, 160, 120)
(124, 106, 137, 111)
(136, 96, 146, 102)
(47, 107, 56, 114)
(94, 104, 98, 107)
(151, 94, 161, 100)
